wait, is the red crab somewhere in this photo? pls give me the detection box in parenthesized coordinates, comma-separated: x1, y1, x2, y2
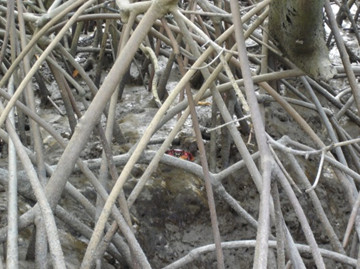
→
(165, 149, 194, 161)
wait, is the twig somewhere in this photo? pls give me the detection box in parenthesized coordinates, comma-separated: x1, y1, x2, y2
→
(5, 76, 18, 269)
(163, 240, 356, 269)
(2, 104, 66, 268)
(305, 150, 325, 192)
(206, 115, 251, 133)
(343, 191, 360, 248)
(229, 1, 273, 268)
(0, 0, 96, 128)
(275, 167, 326, 268)
(325, 0, 360, 117)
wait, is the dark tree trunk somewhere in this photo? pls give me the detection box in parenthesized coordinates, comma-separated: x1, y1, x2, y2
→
(269, 0, 336, 80)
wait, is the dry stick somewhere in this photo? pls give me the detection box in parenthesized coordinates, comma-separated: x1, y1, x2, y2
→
(269, 145, 302, 195)
(284, 224, 308, 268)
(95, 11, 136, 237)
(160, 69, 303, 127)
(15, 2, 48, 265)
(126, 48, 226, 209)
(92, 134, 135, 267)
(47, 61, 78, 132)
(47, 13, 122, 34)
(0, 90, 134, 266)
(219, 52, 250, 113)
(259, 82, 357, 205)
(69, 20, 84, 57)
(203, 2, 222, 173)
(301, 76, 359, 198)
(79, 1, 180, 268)
(175, 4, 271, 267)
(282, 150, 345, 254)
(59, 80, 136, 267)
(56, 45, 126, 144)
(336, 95, 354, 120)
(271, 181, 287, 269)
(215, 183, 260, 227)
(218, 56, 243, 169)
(200, 3, 222, 171)
(93, 221, 120, 265)
(94, 19, 110, 87)
(307, 78, 360, 127)
(89, 144, 360, 255)
(0, 90, 135, 268)
(43, 165, 132, 265)
(85, 148, 263, 245)
(257, 94, 333, 116)
(125, 39, 267, 269)
(283, 233, 309, 267)
(271, 135, 360, 257)
(159, 20, 179, 100)
(184, 55, 225, 269)
(37, 0, 77, 26)
(96, 121, 133, 220)
(2, 0, 260, 262)
(148, 23, 164, 93)
(256, 84, 340, 267)
(180, 9, 232, 17)
(217, 69, 303, 94)
(270, 136, 360, 184)
(0, 0, 96, 128)
(69, 153, 147, 268)
(302, 77, 351, 177)
(333, 127, 360, 154)
(17, 0, 47, 201)
(5, 3, 18, 267)
(0, 4, 39, 22)
(0, 0, 13, 67)
(172, 10, 251, 268)
(177, 0, 269, 189)
(259, 18, 270, 132)
(108, 13, 135, 225)
(337, 0, 360, 45)
(274, 166, 326, 269)
(324, 0, 360, 117)
(94, 18, 117, 224)
(0, 0, 89, 88)
(54, 207, 125, 263)
(31, 46, 86, 96)
(163, 240, 356, 269)
(343, 189, 360, 248)
(229, 1, 273, 268)
(2, 113, 66, 268)
(165, 17, 224, 266)
(6, 76, 18, 269)
(330, 117, 360, 174)
(126, 2, 241, 209)
(141, 44, 162, 107)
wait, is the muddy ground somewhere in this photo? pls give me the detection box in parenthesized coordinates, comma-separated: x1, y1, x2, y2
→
(0, 13, 359, 268)
(0, 72, 355, 268)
